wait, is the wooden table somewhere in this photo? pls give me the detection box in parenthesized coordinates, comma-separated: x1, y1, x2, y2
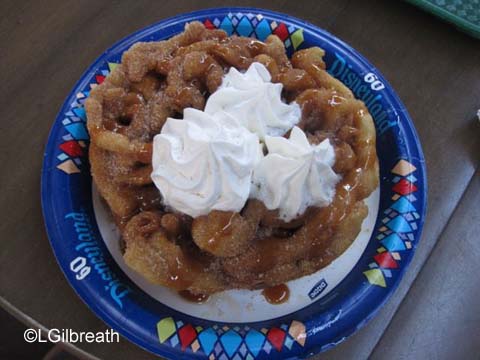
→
(1, 0, 479, 359)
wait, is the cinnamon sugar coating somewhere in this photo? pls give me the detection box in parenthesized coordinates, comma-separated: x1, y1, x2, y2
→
(85, 22, 379, 293)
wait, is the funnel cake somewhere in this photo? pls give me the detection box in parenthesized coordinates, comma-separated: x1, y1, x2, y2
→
(85, 22, 379, 295)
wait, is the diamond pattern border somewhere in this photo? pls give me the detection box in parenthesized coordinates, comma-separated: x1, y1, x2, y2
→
(55, 64, 117, 174)
(157, 317, 306, 360)
(363, 159, 419, 287)
(206, 13, 304, 49)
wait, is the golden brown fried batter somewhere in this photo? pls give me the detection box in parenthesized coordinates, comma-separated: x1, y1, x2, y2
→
(191, 200, 264, 258)
(86, 21, 379, 294)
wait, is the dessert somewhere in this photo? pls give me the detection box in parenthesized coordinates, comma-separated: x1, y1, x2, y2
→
(86, 21, 379, 296)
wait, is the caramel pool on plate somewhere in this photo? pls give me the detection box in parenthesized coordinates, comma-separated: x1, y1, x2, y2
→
(262, 284, 290, 305)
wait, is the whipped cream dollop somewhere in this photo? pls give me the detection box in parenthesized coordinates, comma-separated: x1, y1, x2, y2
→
(252, 126, 340, 221)
(205, 62, 301, 139)
(151, 108, 262, 218)
(152, 62, 339, 219)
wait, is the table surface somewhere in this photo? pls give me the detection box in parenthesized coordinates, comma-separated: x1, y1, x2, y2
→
(1, 0, 479, 359)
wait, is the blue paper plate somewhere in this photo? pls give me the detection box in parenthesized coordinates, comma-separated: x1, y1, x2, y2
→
(41, 7, 427, 359)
